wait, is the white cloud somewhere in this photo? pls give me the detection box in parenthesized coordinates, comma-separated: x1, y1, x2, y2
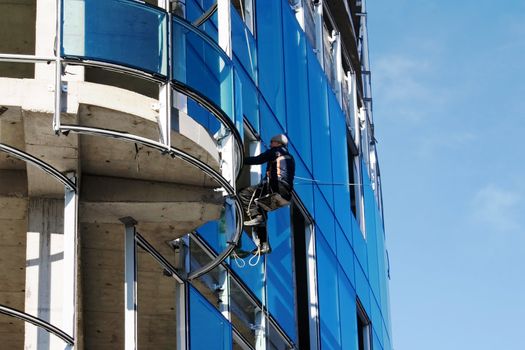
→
(372, 53, 450, 123)
(470, 184, 522, 232)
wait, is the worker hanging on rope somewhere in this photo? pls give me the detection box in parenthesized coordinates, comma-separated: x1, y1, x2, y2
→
(238, 134, 295, 255)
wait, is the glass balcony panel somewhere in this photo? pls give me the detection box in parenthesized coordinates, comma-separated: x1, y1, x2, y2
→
(62, 0, 168, 76)
(230, 230, 264, 302)
(189, 235, 228, 313)
(172, 17, 234, 123)
(230, 277, 259, 348)
(189, 285, 232, 350)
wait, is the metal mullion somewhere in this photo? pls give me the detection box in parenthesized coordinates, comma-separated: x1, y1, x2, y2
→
(135, 233, 184, 284)
(121, 218, 138, 350)
(62, 173, 78, 349)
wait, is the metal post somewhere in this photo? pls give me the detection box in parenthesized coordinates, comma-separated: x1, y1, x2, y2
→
(120, 217, 138, 350)
(53, 0, 63, 133)
(175, 282, 189, 350)
(313, 0, 324, 66)
(62, 173, 78, 349)
(333, 31, 343, 105)
(305, 223, 320, 349)
(159, 0, 172, 148)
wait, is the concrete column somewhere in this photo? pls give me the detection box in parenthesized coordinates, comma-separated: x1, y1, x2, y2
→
(24, 198, 65, 350)
(34, 0, 57, 81)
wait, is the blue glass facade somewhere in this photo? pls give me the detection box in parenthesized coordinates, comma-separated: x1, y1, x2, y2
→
(57, 0, 392, 349)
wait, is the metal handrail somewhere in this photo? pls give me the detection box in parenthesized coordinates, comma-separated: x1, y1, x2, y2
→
(0, 305, 74, 345)
(0, 143, 77, 192)
(58, 124, 244, 280)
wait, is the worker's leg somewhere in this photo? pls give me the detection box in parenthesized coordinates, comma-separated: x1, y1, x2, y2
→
(239, 184, 264, 220)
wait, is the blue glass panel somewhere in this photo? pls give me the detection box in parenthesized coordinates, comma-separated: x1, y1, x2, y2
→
(186, 98, 221, 136)
(189, 285, 232, 349)
(259, 97, 284, 147)
(373, 329, 383, 350)
(307, 49, 333, 205)
(234, 59, 259, 133)
(316, 234, 341, 350)
(266, 206, 296, 342)
(362, 169, 380, 301)
(338, 267, 358, 350)
(328, 89, 352, 238)
(289, 145, 314, 215)
(351, 214, 368, 274)
(281, 3, 312, 170)
(230, 230, 264, 302)
(195, 201, 234, 255)
(195, 220, 221, 254)
(172, 17, 234, 121)
(336, 225, 355, 285)
(371, 299, 383, 346)
(314, 187, 335, 249)
(186, 0, 219, 41)
(231, 9, 257, 81)
(62, 0, 167, 76)
(354, 260, 371, 316)
(256, 0, 286, 126)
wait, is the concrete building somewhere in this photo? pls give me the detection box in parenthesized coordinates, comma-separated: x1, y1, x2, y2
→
(0, 0, 392, 349)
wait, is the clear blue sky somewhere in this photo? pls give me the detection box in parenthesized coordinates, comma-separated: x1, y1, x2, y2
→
(367, 0, 525, 349)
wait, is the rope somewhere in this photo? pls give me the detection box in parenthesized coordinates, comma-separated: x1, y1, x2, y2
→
(294, 175, 364, 186)
(249, 245, 262, 266)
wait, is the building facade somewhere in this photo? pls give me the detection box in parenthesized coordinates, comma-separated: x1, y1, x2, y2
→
(0, 0, 391, 349)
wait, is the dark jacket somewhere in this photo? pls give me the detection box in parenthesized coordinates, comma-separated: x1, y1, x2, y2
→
(245, 146, 295, 191)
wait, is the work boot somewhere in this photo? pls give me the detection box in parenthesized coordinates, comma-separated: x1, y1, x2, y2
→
(244, 215, 265, 227)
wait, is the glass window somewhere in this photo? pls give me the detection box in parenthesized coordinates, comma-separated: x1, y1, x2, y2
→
(328, 88, 352, 238)
(266, 206, 297, 342)
(314, 187, 335, 249)
(231, 7, 257, 81)
(256, 0, 286, 128)
(338, 267, 358, 350)
(307, 49, 333, 205)
(357, 301, 372, 350)
(316, 234, 341, 350)
(259, 97, 284, 147)
(234, 60, 260, 133)
(232, 0, 255, 34)
(189, 285, 232, 349)
(282, 4, 313, 171)
(336, 225, 355, 285)
(62, 0, 168, 76)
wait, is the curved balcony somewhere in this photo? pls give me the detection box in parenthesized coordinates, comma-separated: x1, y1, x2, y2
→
(0, 0, 247, 347)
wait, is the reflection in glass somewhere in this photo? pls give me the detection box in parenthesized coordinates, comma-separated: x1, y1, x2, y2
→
(230, 277, 259, 348)
(172, 17, 234, 121)
(62, 0, 168, 76)
(189, 235, 227, 312)
(266, 206, 297, 342)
